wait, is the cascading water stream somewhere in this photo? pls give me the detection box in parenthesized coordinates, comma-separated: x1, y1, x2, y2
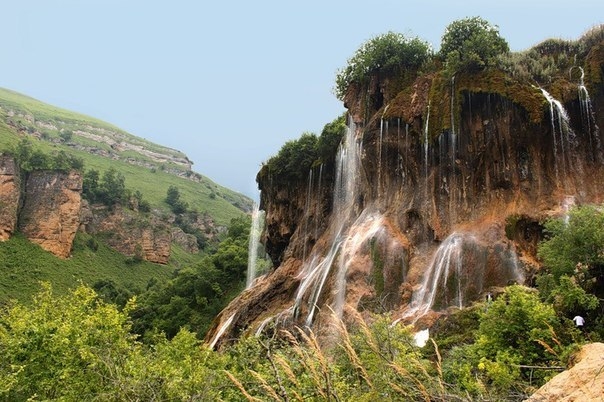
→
(403, 231, 525, 322)
(424, 101, 431, 201)
(302, 168, 314, 261)
(246, 202, 265, 288)
(574, 66, 601, 162)
(209, 313, 235, 350)
(293, 116, 362, 327)
(540, 87, 576, 181)
(405, 233, 466, 319)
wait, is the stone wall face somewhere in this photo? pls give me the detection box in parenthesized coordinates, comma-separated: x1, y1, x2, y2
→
(0, 155, 20, 241)
(18, 170, 83, 258)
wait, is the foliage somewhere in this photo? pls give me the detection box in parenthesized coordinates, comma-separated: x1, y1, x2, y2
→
(266, 132, 318, 181)
(316, 113, 347, 165)
(442, 285, 573, 397)
(225, 315, 448, 401)
(537, 274, 599, 316)
(0, 284, 225, 401)
(536, 204, 604, 338)
(538, 204, 604, 283)
(0, 232, 174, 305)
(499, 42, 575, 84)
(0, 284, 592, 401)
(335, 31, 432, 100)
(440, 17, 509, 75)
(11, 138, 83, 172)
(166, 185, 189, 214)
(130, 216, 251, 340)
(262, 114, 347, 183)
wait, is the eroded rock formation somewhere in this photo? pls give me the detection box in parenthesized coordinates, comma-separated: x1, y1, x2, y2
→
(19, 170, 83, 258)
(0, 155, 20, 241)
(206, 36, 604, 349)
(84, 205, 171, 264)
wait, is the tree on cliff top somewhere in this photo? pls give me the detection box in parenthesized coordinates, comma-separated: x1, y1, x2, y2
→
(334, 31, 432, 100)
(440, 16, 509, 75)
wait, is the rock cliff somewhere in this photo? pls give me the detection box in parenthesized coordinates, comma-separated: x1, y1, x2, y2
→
(18, 170, 83, 258)
(0, 155, 20, 241)
(84, 205, 171, 264)
(206, 35, 604, 348)
(0, 154, 192, 263)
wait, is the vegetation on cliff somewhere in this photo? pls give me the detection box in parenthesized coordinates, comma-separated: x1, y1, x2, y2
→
(334, 32, 432, 100)
(258, 113, 347, 184)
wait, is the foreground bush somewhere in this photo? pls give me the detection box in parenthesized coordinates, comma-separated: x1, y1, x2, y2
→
(0, 284, 224, 401)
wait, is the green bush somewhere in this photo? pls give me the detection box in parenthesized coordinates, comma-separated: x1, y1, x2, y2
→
(335, 31, 432, 100)
(263, 114, 347, 183)
(0, 284, 226, 401)
(538, 204, 604, 283)
(443, 285, 572, 397)
(440, 16, 509, 75)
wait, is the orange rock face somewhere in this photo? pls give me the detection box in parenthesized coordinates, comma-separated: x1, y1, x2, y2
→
(0, 155, 20, 241)
(88, 206, 171, 265)
(19, 170, 83, 258)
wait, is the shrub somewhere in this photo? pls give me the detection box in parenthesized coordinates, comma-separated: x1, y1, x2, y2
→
(440, 16, 509, 75)
(262, 115, 347, 183)
(334, 31, 432, 100)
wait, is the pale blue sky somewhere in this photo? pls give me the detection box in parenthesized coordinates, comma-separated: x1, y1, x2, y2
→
(1, 0, 602, 198)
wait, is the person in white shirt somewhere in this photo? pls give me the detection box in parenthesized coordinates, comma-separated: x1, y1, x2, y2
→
(572, 315, 585, 330)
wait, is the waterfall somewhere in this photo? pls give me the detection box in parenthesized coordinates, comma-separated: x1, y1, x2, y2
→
(314, 164, 323, 243)
(378, 105, 389, 197)
(424, 101, 431, 201)
(209, 313, 235, 350)
(575, 67, 601, 162)
(450, 75, 456, 157)
(293, 115, 362, 327)
(378, 117, 384, 197)
(540, 87, 576, 180)
(302, 168, 314, 261)
(563, 195, 576, 225)
(403, 231, 525, 321)
(406, 233, 466, 319)
(246, 202, 265, 288)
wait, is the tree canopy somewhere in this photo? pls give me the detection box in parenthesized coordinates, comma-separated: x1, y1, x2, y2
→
(334, 31, 432, 100)
(440, 16, 509, 75)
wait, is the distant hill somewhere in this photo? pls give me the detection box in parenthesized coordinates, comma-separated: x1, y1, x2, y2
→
(0, 87, 253, 304)
(0, 87, 253, 224)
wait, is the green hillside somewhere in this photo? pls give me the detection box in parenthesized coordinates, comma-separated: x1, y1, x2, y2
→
(0, 87, 254, 306)
(0, 87, 252, 224)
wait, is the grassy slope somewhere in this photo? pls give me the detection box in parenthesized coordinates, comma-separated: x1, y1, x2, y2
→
(0, 87, 253, 303)
(0, 87, 252, 225)
(0, 233, 174, 304)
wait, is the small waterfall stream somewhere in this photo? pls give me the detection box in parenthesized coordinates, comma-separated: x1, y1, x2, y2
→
(575, 66, 601, 162)
(540, 87, 576, 181)
(209, 313, 235, 350)
(246, 202, 265, 288)
(404, 232, 525, 321)
(406, 233, 466, 319)
(293, 115, 362, 327)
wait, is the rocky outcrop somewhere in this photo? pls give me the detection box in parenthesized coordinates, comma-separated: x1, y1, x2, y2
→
(525, 342, 604, 402)
(85, 206, 171, 264)
(206, 36, 604, 347)
(19, 170, 83, 258)
(0, 155, 20, 241)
